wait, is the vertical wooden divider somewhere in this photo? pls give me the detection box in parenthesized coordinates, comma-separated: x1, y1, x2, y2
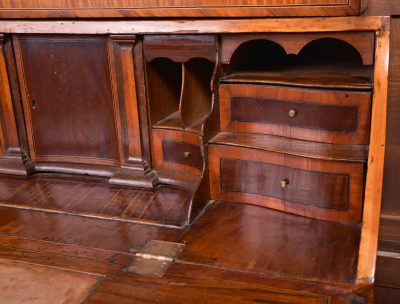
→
(0, 34, 32, 175)
(354, 18, 390, 302)
(109, 35, 156, 188)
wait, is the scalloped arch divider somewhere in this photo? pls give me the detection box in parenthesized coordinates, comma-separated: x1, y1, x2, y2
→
(221, 32, 375, 65)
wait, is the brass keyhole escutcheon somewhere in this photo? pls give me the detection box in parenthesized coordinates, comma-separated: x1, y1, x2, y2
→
(184, 152, 191, 159)
(31, 100, 37, 109)
(281, 178, 289, 189)
(288, 109, 296, 117)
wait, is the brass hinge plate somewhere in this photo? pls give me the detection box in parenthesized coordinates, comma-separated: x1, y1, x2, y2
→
(125, 240, 185, 277)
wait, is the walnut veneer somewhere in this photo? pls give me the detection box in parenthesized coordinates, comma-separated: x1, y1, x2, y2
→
(0, 8, 391, 304)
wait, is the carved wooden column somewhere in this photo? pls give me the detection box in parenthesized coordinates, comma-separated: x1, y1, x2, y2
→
(109, 35, 155, 187)
(0, 34, 32, 175)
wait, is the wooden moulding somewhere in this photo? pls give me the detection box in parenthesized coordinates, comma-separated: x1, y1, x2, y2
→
(0, 34, 32, 175)
(354, 19, 391, 301)
(0, 0, 361, 18)
(11, 34, 154, 186)
(0, 17, 386, 35)
(221, 32, 376, 66)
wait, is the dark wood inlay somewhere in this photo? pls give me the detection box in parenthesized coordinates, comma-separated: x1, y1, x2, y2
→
(220, 158, 349, 210)
(162, 140, 203, 170)
(231, 97, 358, 133)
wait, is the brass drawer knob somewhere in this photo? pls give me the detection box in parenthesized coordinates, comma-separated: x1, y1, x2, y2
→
(281, 178, 289, 189)
(288, 109, 297, 117)
(184, 152, 191, 159)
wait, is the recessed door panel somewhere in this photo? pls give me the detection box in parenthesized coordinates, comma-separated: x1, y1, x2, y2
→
(14, 35, 122, 165)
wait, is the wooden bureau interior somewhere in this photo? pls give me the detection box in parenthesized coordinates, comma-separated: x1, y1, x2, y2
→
(0, 9, 391, 304)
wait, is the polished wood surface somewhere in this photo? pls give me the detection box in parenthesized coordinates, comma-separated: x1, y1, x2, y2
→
(0, 174, 192, 228)
(14, 35, 122, 166)
(144, 35, 216, 63)
(222, 66, 373, 90)
(0, 17, 387, 35)
(0, 195, 359, 303)
(356, 21, 390, 290)
(0, 36, 32, 176)
(221, 32, 375, 66)
(0, 15, 392, 303)
(209, 145, 365, 222)
(220, 158, 350, 210)
(220, 84, 372, 144)
(152, 129, 203, 177)
(179, 201, 360, 283)
(0, 0, 361, 18)
(210, 132, 369, 162)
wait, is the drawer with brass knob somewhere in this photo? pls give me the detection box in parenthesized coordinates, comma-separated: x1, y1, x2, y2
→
(152, 129, 203, 176)
(219, 83, 372, 144)
(208, 143, 365, 223)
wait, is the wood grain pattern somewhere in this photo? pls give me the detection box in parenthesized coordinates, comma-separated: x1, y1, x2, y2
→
(355, 21, 390, 289)
(0, 35, 32, 176)
(0, 206, 182, 253)
(219, 84, 372, 144)
(0, 174, 192, 228)
(210, 132, 369, 162)
(179, 201, 361, 283)
(0, 0, 361, 18)
(221, 32, 375, 66)
(208, 145, 365, 222)
(144, 35, 216, 63)
(220, 158, 350, 210)
(222, 66, 373, 90)
(0, 17, 386, 35)
(162, 140, 203, 170)
(152, 129, 203, 176)
(13, 35, 123, 166)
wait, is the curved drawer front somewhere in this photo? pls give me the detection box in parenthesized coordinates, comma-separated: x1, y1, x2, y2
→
(209, 145, 364, 223)
(152, 129, 203, 176)
(220, 84, 372, 144)
(162, 140, 203, 170)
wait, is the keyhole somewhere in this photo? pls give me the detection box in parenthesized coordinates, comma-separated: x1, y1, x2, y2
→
(31, 100, 37, 109)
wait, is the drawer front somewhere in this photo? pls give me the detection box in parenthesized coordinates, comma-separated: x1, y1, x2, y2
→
(221, 158, 349, 210)
(152, 129, 203, 176)
(162, 140, 203, 170)
(209, 145, 364, 222)
(231, 97, 357, 133)
(220, 84, 372, 144)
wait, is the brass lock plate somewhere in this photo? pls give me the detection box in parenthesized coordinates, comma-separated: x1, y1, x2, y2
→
(125, 240, 185, 277)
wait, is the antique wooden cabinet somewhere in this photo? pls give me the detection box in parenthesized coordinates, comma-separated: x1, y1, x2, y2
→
(0, 1, 396, 303)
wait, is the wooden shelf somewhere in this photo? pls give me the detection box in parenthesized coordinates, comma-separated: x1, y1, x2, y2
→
(153, 111, 203, 134)
(209, 132, 369, 162)
(221, 65, 373, 90)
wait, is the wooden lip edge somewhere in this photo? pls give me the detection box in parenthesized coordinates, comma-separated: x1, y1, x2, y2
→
(355, 18, 391, 290)
(0, 16, 388, 35)
(209, 137, 369, 163)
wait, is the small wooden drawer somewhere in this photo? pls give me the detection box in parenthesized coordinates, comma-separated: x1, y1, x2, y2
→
(152, 129, 203, 176)
(219, 84, 372, 144)
(208, 145, 364, 222)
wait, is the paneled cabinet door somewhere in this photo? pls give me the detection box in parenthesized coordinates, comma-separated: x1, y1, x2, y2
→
(13, 35, 147, 177)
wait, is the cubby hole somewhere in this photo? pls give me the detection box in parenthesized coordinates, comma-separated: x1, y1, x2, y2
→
(147, 57, 215, 132)
(222, 38, 373, 90)
(147, 58, 182, 128)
